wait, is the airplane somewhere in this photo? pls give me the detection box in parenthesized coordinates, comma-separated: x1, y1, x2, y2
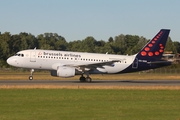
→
(7, 29, 172, 82)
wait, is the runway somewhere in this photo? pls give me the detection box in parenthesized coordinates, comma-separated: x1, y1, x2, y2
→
(1, 80, 180, 86)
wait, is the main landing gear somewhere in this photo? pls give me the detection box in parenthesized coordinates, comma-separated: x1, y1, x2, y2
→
(79, 74, 92, 82)
(29, 69, 34, 80)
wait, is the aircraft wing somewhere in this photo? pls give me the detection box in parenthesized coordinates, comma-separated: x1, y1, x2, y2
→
(64, 60, 119, 72)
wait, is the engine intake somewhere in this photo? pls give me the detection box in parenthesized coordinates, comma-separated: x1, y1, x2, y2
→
(51, 66, 75, 77)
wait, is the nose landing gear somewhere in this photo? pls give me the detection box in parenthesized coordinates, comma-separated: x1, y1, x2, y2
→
(29, 69, 34, 80)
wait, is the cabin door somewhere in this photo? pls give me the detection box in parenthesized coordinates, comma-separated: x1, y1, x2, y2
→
(30, 51, 36, 62)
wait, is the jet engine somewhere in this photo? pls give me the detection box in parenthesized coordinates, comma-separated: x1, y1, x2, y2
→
(50, 66, 75, 77)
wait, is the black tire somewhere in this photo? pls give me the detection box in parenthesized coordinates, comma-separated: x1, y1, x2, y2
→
(79, 76, 86, 82)
(29, 76, 33, 80)
(86, 77, 92, 83)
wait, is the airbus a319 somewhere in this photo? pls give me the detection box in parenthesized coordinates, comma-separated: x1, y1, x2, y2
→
(7, 29, 172, 82)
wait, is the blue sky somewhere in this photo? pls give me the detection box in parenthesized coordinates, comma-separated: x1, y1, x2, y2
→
(1, 0, 180, 42)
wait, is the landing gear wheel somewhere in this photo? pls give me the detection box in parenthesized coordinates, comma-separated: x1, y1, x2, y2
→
(86, 77, 92, 83)
(79, 73, 92, 82)
(79, 76, 86, 82)
(29, 76, 33, 80)
(29, 69, 34, 80)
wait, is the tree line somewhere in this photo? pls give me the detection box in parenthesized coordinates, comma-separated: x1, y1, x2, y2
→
(0, 32, 180, 68)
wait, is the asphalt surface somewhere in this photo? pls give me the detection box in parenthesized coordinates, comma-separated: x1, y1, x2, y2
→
(0, 80, 180, 86)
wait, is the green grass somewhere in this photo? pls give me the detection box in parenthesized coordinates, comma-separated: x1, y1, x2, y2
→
(0, 89, 180, 120)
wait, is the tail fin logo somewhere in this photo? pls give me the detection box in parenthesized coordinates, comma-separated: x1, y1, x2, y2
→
(140, 31, 165, 57)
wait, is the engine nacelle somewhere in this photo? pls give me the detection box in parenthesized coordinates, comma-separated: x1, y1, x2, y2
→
(50, 66, 75, 78)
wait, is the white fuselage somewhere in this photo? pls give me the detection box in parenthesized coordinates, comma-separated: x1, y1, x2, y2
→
(7, 49, 136, 74)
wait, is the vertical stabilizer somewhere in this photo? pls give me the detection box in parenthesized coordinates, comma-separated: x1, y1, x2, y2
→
(136, 29, 170, 61)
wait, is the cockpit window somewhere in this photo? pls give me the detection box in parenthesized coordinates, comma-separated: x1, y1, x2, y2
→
(14, 53, 24, 57)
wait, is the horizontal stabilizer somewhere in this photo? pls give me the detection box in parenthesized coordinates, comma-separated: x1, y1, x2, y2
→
(147, 60, 172, 64)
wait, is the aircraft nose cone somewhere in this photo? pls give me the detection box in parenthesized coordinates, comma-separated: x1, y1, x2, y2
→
(7, 57, 11, 65)
(7, 57, 15, 66)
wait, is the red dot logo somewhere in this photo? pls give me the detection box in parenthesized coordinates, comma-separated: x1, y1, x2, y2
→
(159, 49, 164, 53)
(152, 41, 156, 44)
(159, 44, 163, 46)
(141, 51, 147, 56)
(154, 38, 158, 41)
(38, 52, 42, 55)
(155, 51, 160, 56)
(148, 44, 153, 47)
(148, 52, 153, 56)
(145, 47, 150, 51)
(160, 46, 164, 49)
